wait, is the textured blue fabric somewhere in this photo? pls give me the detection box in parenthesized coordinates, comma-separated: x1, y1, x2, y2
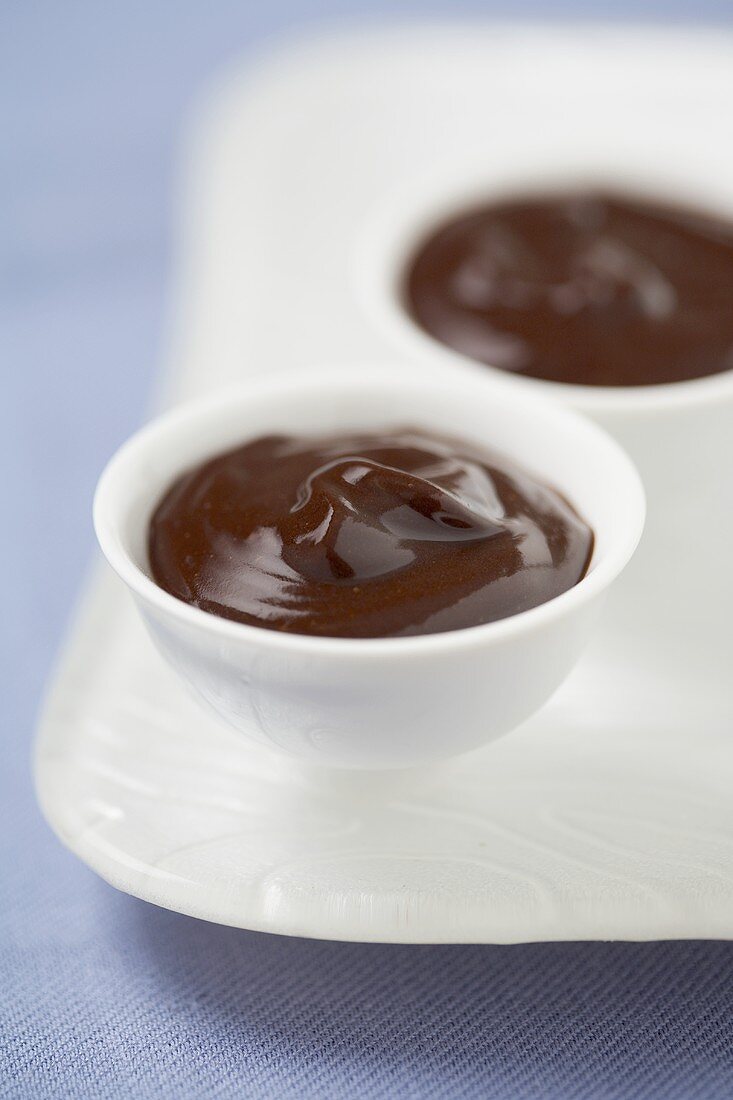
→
(3, 3, 733, 1098)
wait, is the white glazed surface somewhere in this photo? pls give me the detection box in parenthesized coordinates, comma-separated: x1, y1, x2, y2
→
(94, 372, 643, 768)
(36, 24, 733, 941)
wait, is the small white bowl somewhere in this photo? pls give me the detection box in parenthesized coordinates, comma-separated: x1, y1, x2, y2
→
(94, 369, 644, 769)
(354, 161, 733, 416)
(353, 167, 733, 633)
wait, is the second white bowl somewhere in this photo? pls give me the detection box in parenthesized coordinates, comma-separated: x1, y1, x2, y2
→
(94, 369, 644, 768)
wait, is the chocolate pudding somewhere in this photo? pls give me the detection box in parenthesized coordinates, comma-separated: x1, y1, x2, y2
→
(405, 191, 733, 387)
(148, 429, 593, 638)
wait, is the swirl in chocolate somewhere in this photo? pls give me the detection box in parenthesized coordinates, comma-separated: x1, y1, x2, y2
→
(405, 191, 733, 387)
(148, 430, 593, 638)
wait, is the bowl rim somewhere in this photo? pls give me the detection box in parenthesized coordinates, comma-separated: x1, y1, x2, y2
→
(352, 166, 733, 416)
(93, 369, 646, 660)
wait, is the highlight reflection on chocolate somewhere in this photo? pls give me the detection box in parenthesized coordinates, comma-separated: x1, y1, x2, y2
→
(148, 430, 593, 639)
(404, 191, 733, 387)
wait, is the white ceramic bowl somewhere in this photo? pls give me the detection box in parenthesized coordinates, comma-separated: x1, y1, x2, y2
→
(354, 161, 733, 417)
(354, 167, 733, 637)
(94, 370, 644, 769)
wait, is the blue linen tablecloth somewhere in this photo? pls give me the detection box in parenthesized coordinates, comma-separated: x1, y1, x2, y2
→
(2, 3, 733, 1097)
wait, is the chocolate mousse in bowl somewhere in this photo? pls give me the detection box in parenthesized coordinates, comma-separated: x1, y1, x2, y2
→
(94, 370, 643, 768)
(403, 189, 733, 388)
(358, 172, 733, 649)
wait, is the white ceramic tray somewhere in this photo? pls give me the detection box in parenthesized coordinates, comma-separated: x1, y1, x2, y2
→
(35, 24, 733, 943)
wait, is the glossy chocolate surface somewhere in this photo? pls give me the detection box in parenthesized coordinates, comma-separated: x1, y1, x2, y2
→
(148, 430, 593, 638)
(405, 191, 733, 387)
